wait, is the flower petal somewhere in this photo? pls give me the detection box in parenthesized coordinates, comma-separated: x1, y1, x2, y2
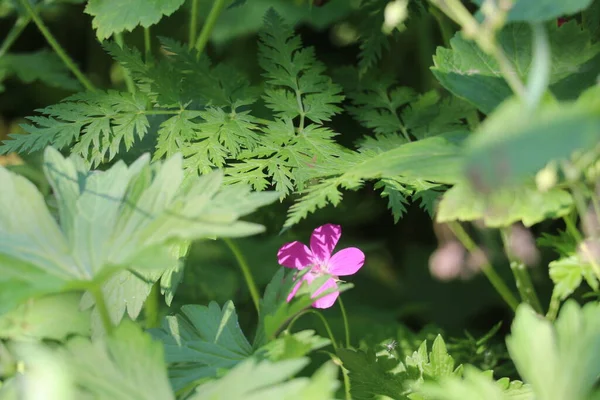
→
(312, 277, 339, 309)
(278, 241, 313, 269)
(310, 224, 342, 262)
(328, 247, 365, 276)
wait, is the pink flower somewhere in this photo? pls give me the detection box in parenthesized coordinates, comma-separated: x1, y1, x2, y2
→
(277, 224, 365, 309)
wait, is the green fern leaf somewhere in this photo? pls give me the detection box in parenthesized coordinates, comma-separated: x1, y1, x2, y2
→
(0, 90, 149, 166)
(259, 11, 344, 123)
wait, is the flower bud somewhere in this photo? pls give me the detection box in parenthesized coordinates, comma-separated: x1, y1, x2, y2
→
(462, 247, 489, 280)
(506, 223, 540, 267)
(429, 241, 466, 281)
(383, 0, 408, 34)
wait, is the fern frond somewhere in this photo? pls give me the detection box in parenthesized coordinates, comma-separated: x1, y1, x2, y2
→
(0, 90, 149, 166)
(259, 11, 344, 124)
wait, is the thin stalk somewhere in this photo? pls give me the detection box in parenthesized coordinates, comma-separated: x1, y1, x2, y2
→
(563, 215, 583, 242)
(546, 292, 560, 321)
(144, 282, 161, 328)
(19, 0, 95, 91)
(429, 5, 454, 47)
(285, 309, 339, 350)
(500, 229, 543, 313)
(510, 261, 543, 313)
(194, 0, 228, 56)
(338, 297, 351, 348)
(0, 16, 31, 58)
(223, 238, 260, 312)
(91, 287, 114, 335)
(449, 222, 519, 311)
(114, 33, 136, 94)
(189, 0, 200, 49)
(144, 27, 151, 62)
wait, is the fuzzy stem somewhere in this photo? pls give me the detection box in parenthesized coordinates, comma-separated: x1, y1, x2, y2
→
(19, 0, 95, 91)
(189, 0, 200, 49)
(194, 0, 227, 56)
(223, 238, 260, 313)
(91, 287, 114, 335)
(338, 297, 351, 348)
(0, 16, 30, 58)
(449, 222, 519, 311)
(500, 229, 543, 313)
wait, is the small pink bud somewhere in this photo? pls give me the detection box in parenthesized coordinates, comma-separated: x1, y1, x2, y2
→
(507, 223, 540, 267)
(429, 241, 466, 281)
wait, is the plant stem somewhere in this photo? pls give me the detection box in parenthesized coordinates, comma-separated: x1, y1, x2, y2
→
(429, 5, 454, 47)
(91, 287, 114, 335)
(114, 33, 136, 94)
(285, 309, 339, 350)
(546, 292, 560, 321)
(19, 0, 95, 91)
(563, 215, 583, 242)
(223, 238, 260, 313)
(144, 282, 161, 328)
(500, 229, 543, 313)
(194, 0, 227, 56)
(189, 0, 200, 49)
(0, 16, 31, 58)
(144, 27, 152, 62)
(510, 261, 543, 313)
(338, 297, 351, 348)
(449, 222, 519, 311)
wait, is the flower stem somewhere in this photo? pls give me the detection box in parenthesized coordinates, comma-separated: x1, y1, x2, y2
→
(338, 297, 351, 348)
(285, 309, 339, 350)
(449, 222, 519, 311)
(19, 0, 95, 91)
(0, 16, 30, 58)
(189, 0, 200, 49)
(500, 229, 543, 314)
(223, 238, 260, 313)
(91, 287, 113, 335)
(194, 0, 227, 56)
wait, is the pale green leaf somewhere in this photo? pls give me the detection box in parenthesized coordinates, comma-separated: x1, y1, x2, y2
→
(65, 321, 174, 400)
(85, 0, 186, 40)
(436, 183, 573, 227)
(188, 358, 339, 400)
(463, 89, 600, 189)
(0, 293, 90, 341)
(549, 255, 599, 301)
(506, 301, 600, 400)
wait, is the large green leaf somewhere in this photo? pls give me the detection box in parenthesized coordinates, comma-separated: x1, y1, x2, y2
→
(150, 301, 253, 392)
(85, 0, 186, 40)
(0, 147, 277, 313)
(471, 0, 594, 22)
(432, 22, 600, 113)
(436, 183, 573, 227)
(506, 301, 600, 400)
(0, 293, 90, 341)
(65, 320, 175, 399)
(188, 358, 340, 400)
(356, 137, 464, 184)
(463, 88, 600, 189)
(417, 366, 533, 400)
